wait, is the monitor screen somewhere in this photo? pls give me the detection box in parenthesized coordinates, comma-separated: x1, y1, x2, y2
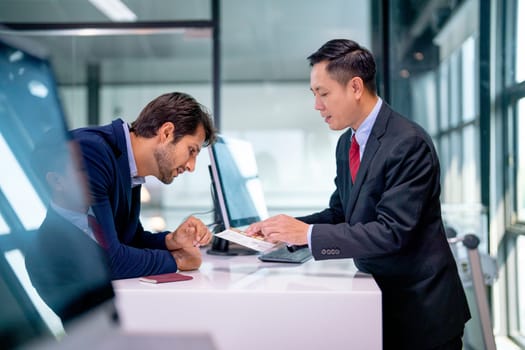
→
(0, 37, 114, 348)
(209, 136, 268, 229)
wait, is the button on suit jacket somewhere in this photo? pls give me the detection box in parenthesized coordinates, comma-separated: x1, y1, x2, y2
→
(298, 102, 470, 349)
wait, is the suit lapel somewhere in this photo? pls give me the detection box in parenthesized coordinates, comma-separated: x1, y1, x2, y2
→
(344, 103, 391, 221)
(111, 120, 133, 211)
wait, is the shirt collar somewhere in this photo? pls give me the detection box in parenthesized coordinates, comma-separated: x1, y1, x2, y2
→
(50, 201, 91, 235)
(353, 97, 383, 157)
(122, 121, 145, 187)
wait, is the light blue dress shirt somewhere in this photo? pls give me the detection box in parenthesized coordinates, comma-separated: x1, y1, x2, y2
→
(50, 202, 97, 242)
(122, 121, 146, 188)
(306, 98, 383, 249)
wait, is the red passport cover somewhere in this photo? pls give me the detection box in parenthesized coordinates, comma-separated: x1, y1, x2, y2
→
(139, 272, 193, 284)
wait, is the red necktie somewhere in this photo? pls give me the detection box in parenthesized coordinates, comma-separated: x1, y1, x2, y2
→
(349, 134, 360, 183)
(88, 214, 106, 248)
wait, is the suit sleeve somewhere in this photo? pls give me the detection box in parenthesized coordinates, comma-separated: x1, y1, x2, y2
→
(128, 186, 170, 250)
(311, 134, 438, 260)
(77, 136, 177, 279)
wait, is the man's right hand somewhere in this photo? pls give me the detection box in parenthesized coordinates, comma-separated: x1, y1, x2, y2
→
(170, 246, 202, 271)
(165, 216, 212, 250)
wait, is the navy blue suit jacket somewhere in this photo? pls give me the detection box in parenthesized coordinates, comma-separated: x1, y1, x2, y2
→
(298, 102, 470, 349)
(72, 119, 178, 279)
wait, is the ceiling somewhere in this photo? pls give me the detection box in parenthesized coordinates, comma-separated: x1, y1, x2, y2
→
(0, 0, 371, 84)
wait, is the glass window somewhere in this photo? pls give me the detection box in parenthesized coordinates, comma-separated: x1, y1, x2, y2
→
(517, 99, 525, 221)
(518, 235, 525, 335)
(411, 71, 438, 134)
(440, 131, 465, 205)
(9, 32, 213, 129)
(449, 50, 461, 127)
(516, 0, 525, 82)
(449, 131, 462, 202)
(462, 125, 480, 203)
(440, 135, 451, 201)
(1, 0, 369, 229)
(439, 61, 450, 131)
(461, 36, 477, 122)
(506, 0, 525, 344)
(0, 31, 214, 230)
(218, 0, 370, 219)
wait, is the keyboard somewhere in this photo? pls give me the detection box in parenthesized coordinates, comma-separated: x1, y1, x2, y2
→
(258, 246, 312, 264)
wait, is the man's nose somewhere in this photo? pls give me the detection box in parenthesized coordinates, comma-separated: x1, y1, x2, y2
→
(314, 96, 324, 111)
(185, 157, 196, 172)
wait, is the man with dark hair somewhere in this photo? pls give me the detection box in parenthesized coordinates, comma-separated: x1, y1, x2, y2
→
(247, 39, 470, 349)
(72, 92, 217, 279)
(25, 130, 113, 322)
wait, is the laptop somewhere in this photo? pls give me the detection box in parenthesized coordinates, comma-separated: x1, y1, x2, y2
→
(0, 36, 214, 349)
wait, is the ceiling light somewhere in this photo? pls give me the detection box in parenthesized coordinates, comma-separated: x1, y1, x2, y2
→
(88, 0, 137, 22)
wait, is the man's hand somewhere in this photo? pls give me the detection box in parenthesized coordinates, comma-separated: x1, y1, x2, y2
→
(165, 216, 212, 251)
(245, 214, 309, 245)
(170, 246, 202, 271)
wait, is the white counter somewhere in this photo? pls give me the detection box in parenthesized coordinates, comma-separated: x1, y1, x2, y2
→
(112, 252, 382, 350)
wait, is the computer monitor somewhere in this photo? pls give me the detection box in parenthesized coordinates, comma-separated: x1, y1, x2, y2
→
(0, 36, 114, 347)
(207, 135, 269, 255)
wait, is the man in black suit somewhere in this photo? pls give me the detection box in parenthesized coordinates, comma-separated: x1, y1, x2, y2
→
(247, 39, 470, 349)
(25, 132, 113, 322)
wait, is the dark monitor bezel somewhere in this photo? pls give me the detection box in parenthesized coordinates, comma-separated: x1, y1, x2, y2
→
(208, 135, 266, 230)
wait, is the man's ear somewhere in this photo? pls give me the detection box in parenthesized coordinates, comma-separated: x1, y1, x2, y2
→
(348, 77, 364, 99)
(158, 122, 175, 143)
(46, 172, 63, 191)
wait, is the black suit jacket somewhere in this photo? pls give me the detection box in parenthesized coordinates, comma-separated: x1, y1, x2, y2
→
(24, 208, 113, 322)
(298, 102, 470, 349)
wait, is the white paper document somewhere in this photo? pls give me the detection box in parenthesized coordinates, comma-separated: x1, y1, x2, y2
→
(215, 228, 276, 252)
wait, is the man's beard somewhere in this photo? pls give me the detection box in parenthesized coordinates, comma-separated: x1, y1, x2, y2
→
(153, 147, 175, 184)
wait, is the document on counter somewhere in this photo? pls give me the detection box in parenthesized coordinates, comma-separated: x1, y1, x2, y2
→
(215, 228, 276, 252)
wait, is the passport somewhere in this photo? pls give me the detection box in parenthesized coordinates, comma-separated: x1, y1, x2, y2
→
(139, 272, 193, 284)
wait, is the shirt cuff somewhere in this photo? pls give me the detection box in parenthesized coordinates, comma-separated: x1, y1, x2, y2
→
(307, 224, 313, 250)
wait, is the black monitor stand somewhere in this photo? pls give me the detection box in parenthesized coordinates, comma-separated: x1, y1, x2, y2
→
(206, 165, 256, 256)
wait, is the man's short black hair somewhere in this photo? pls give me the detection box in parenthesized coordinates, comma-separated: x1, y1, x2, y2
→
(307, 39, 377, 94)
